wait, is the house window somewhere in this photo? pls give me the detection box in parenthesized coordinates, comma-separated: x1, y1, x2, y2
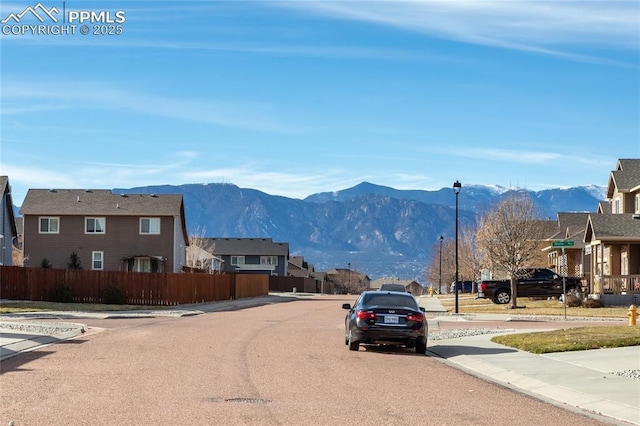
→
(39, 217, 59, 233)
(635, 194, 639, 214)
(86, 217, 106, 234)
(231, 256, 245, 265)
(140, 218, 160, 234)
(614, 198, 621, 214)
(133, 258, 151, 272)
(92, 251, 104, 270)
(260, 256, 278, 265)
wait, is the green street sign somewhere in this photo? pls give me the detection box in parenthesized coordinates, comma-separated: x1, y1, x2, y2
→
(552, 241, 575, 247)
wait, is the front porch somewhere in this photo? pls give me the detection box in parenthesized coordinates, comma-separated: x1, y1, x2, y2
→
(592, 274, 640, 294)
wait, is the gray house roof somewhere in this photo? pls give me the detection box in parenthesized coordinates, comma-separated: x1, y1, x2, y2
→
(20, 189, 185, 216)
(19, 189, 189, 245)
(607, 159, 640, 198)
(585, 214, 640, 243)
(208, 238, 289, 256)
(557, 212, 590, 247)
(597, 201, 612, 214)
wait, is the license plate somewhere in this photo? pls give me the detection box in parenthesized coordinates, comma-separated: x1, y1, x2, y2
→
(384, 315, 399, 324)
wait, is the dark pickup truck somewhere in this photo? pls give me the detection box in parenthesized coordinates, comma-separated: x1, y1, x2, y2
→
(478, 268, 582, 304)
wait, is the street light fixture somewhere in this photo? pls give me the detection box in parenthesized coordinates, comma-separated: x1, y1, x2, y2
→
(438, 235, 444, 294)
(453, 180, 462, 314)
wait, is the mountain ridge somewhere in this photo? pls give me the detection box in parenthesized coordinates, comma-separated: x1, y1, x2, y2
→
(112, 182, 606, 281)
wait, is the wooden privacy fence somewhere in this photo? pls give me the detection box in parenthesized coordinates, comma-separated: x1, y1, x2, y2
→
(0, 266, 269, 306)
(269, 276, 317, 293)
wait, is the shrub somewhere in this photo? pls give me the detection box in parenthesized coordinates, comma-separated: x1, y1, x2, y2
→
(67, 252, 82, 269)
(41, 258, 52, 268)
(565, 294, 582, 307)
(51, 282, 73, 303)
(583, 298, 604, 308)
(103, 285, 126, 305)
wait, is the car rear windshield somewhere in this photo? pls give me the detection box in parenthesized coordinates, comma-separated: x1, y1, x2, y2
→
(362, 293, 417, 309)
(379, 284, 406, 292)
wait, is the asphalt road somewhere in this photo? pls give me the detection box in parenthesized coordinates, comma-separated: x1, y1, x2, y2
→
(0, 295, 610, 425)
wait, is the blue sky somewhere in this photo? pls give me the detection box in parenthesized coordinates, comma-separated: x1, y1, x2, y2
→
(1, 1, 639, 206)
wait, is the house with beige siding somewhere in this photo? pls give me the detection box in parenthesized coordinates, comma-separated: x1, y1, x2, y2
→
(20, 189, 188, 272)
(545, 212, 590, 280)
(585, 159, 640, 299)
(0, 176, 20, 266)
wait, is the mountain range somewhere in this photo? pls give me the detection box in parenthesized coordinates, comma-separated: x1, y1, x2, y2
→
(112, 182, 607, 282)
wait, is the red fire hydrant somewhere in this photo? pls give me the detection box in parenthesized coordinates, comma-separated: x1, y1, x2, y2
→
(628, 305, 638, 326)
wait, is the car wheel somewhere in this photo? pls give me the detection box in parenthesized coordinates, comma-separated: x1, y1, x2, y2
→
(348, 332, 359, 351)
(415, 340, 427, 355)
(494, 290, 511, 304)
(344, 329, 349, 345)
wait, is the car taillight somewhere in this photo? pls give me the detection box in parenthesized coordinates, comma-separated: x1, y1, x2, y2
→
(480, 282, 486, 291)
(356, 310, 377, 320)
(406, 313, 424, 322)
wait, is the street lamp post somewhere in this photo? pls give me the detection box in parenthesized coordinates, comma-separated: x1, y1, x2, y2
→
(347, 262, 351, 293)
(453, 180, 462, 314)
(438, 235, 444, 294)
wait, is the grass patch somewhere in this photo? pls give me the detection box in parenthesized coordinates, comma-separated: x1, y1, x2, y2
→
(437, 295, 630, 318)
(0, 300, 171, 314)
(491, 326, 640, 354)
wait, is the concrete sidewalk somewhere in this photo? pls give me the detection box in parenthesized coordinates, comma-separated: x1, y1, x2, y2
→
(418, 295, 640, 425)
(2, 294, 639, 425)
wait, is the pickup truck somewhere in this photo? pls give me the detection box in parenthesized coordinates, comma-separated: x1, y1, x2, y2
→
(478, 268, 582, 304)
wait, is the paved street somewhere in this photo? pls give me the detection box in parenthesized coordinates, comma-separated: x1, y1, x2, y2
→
(0, 295, 625, 425)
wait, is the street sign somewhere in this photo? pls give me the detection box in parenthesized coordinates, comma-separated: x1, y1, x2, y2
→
(552, 241, 575, 247)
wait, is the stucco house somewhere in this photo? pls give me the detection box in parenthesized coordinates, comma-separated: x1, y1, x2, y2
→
(20, 189, 188, 272)
(0, 176, 20, 266)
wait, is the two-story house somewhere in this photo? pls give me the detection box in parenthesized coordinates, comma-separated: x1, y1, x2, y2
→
(545, 212, 590, 279)
(0, 176, 20, 266)
(208, 237, 289, 276)
(584, 159, 640, 297)
(20, 189, 188, 272)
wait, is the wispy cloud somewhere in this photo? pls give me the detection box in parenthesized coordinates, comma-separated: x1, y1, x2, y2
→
(460, 147, 561, 163)
(183, 165, 371, 198)
(1, 79, 304, 133)
(285, 1, 639, 63)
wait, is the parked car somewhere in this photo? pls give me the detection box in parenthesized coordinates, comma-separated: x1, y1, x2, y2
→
(450, 281, 474, 293)
(378, 283, 408, 293)
(478, 268, 582, 304)
(342, 291, 428, 354)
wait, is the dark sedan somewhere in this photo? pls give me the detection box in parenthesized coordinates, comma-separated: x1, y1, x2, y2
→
(342, 291, 428, 354)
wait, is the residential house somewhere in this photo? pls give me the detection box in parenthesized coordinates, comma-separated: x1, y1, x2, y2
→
(20, 189, 188, 272)
(287, 255, 330, 293)
(584, 159, 640, 298)
(370, 277, 426, 295)
(545, 212, 590, 280)
(0, 176, 19, 266)
(288, 256, 313, 278)
(208, 238, 289, 276)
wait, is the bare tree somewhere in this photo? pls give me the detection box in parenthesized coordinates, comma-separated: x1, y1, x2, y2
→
(475, 192, 545, 308)
(186, 226, 217, 272)
(425, 238, 456, 293)
(459, 225, 483, 289)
